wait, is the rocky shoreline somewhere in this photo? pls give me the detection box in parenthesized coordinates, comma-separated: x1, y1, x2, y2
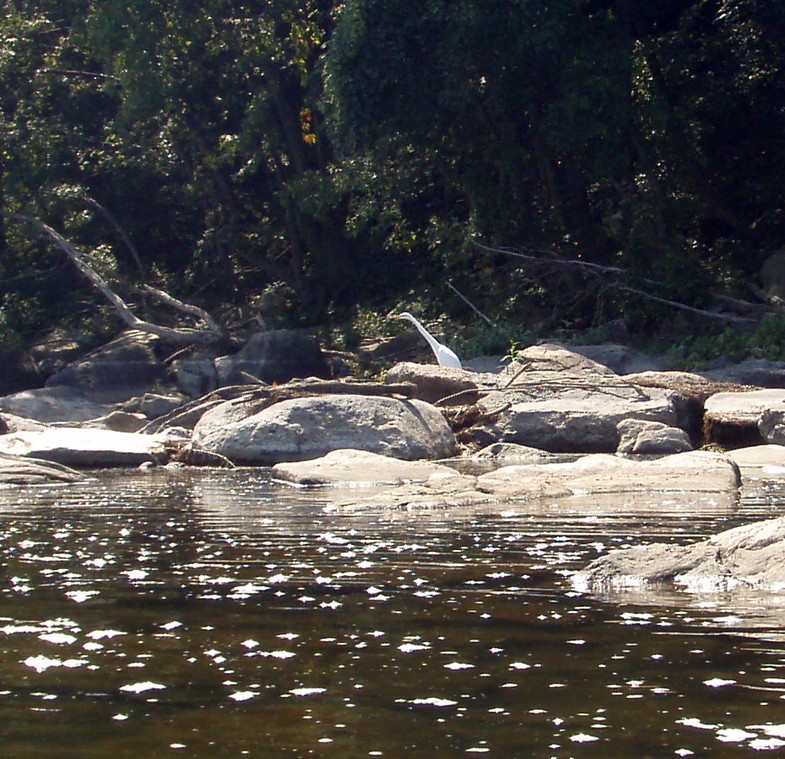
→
(3, 327, 785, 598)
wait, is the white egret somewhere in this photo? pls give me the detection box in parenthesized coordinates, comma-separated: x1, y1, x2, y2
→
(396, 311, 462, 368)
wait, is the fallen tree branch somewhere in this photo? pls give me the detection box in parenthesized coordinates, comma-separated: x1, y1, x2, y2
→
(140, 284, 225, 335)
(2, 211, 227, 346)
(614, 285, 756, 324)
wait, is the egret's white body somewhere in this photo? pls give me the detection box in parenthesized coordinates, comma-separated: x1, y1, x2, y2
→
(396, 311, 462, 368)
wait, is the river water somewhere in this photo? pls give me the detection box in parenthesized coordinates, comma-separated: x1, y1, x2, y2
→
(2, 466, 785, 758)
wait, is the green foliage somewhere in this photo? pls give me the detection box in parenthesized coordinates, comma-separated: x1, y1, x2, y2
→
(2, 0, 785, 352)
(666, 315, 785, 368)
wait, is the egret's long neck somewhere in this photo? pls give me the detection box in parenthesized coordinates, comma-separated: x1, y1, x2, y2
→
(408, 317, 441, 355)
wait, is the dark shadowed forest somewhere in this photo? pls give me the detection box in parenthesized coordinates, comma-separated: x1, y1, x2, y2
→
(2, 1, 785, 362)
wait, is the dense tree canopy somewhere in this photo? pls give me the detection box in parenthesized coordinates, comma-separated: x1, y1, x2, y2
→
(1, 0, 784, 347)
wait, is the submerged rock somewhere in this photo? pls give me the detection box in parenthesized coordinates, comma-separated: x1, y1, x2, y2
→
(574, 516, 785, 593)
(268, 449, 739, 511)
(0, 452, 84, 484)
(193, 394, 459, 465)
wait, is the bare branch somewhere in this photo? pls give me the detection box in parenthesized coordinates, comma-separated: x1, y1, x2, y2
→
(446, 281, 495, 326)
(473, 239, 758, 325)
(77, 195, 145, 277)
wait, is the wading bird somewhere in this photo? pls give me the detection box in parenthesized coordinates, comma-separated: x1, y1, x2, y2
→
(396, 311, 462, 368)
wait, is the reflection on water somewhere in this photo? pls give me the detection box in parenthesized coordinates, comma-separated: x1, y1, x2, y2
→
(1, 467, 785, 758)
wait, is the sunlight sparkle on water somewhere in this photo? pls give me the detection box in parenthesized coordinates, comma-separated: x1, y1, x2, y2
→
(2, 467, 785, 757)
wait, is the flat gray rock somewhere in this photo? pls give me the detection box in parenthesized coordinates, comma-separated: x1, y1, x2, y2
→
(704, 388, 785, 424)
(0, 413, 49, 433)
(569, 343, 663, 375)
(701, 358, 785, 388)
(476, 450, 739, 498)
(0, 386, 112, 424)
(272, 448, 461, 486)
(471, 442, 555, 462)
(726, 444, 785, 470)
(0, 428, 178, 467)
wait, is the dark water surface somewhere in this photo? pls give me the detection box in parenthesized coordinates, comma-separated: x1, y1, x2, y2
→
(2, 467, 785, 758)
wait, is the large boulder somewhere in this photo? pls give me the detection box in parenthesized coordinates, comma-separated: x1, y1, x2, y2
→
(29, 327, 92, 376)
(0, 386, 112, 424)
(760, 249, 785, 302)
(758, 409, 785, 445)
(174, 354, 220, 397)
(574, 516, 785, 594)
(45, 330, 166, 404)
(0, 346, 43, 394)
(216, 330, 330, 386)
(472, 344, 678, 452)
(569, 343, 663, 375)
(192, 394, 458, 465)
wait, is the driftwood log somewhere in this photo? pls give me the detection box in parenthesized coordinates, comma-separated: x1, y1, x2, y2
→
(141, 379, 418, 434)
